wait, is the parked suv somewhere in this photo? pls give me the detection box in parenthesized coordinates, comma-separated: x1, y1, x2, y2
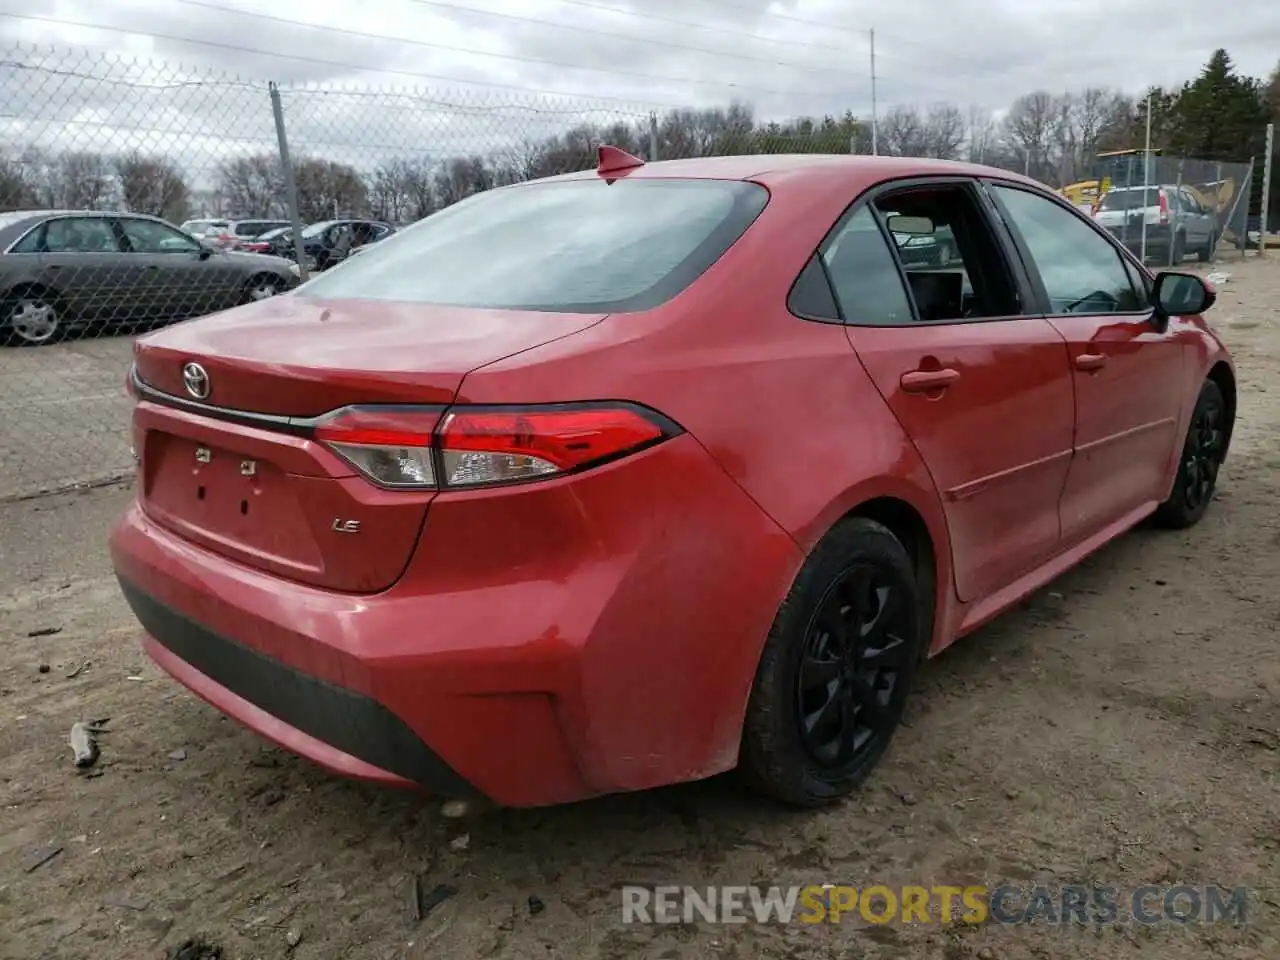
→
(1093, 185, 1217, 263)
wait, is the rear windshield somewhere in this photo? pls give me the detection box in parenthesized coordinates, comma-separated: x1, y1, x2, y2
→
(295, 179, 769, 313)
(1099, 189, 1160, 210)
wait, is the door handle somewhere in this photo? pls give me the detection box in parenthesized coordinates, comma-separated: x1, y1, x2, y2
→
(1074, 352, 1107, 372)
(900, 368, 960, 393)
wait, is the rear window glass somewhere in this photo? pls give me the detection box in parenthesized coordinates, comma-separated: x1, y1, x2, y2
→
(1099, 189, 1160, 210)
(295, 179, 769, 313)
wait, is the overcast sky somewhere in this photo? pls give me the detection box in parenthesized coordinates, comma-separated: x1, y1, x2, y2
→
(1, 0, 1277, 182)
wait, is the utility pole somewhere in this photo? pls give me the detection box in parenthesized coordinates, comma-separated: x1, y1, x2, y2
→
(869, 29, 878, 156)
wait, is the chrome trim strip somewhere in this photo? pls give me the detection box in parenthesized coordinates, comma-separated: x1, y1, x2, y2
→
(130, 365, 319, 434)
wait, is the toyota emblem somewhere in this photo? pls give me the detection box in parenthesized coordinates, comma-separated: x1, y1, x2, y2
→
(182, 362, 210, 400)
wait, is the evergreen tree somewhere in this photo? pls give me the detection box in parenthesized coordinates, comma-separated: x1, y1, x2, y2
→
(1165, 49, 1269, 162)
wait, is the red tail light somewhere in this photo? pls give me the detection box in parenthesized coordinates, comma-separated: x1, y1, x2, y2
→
(314, 406, 442, 489)
(1158, 191, 1169, 225)
(313, 404, 679, 490)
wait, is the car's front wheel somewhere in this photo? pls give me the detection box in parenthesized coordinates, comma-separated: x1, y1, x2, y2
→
(1153, 378, 1229, 529)
(3, 292, 62, 346)
(739, 517, 923, 807)
(242, 275, 283, 304)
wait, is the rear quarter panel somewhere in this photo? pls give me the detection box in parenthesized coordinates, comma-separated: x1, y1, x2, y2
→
(458, 166, 956, 653)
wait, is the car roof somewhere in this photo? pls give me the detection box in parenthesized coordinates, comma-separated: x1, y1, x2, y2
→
(538, 153, 1040, 189)
(0, 209, 171, 221)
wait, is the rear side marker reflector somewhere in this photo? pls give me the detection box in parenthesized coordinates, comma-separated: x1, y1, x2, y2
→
(312, 403, 679, 490)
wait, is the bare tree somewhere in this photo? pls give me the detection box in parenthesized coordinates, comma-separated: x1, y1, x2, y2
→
(216, 154, 284, 218)
(1074, 87, 1112, 158)
(41, 151, 113, 209)
(114, 151, 190, 221)
(966, 106, 999, 165)
(1002, 91, 1057, 180)
(293, 157, 368, 221)
(879, 105, 928, 156)
(0, 153, 37, 208)
(433, 156, 493, 208)
(922, 103, 966, 159)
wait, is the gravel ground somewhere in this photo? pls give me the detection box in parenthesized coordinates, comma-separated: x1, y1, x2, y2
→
(2, 257, 1278, 960)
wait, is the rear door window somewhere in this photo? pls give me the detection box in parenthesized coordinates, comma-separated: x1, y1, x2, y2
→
(297, 179, 768, 313)
(818, 207, 915, 325)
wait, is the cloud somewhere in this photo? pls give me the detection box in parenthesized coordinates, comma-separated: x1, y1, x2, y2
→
(0, 0, 1275, 192)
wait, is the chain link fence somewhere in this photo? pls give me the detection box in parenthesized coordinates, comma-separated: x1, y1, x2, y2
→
(0, 44, 1264, 500)
(1064, 152, 1255, 268)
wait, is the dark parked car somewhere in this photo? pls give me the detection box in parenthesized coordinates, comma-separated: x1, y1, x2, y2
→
(249, 219, 395, 270)
(0, 210, 299, 345)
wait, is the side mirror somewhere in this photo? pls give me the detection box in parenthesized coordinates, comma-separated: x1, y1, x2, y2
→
(197, 245, 213, 260)
(1152, 270, 1215, 319)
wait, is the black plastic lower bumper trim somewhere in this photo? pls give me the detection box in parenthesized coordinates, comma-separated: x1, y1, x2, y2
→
(117, 577, 481, 799)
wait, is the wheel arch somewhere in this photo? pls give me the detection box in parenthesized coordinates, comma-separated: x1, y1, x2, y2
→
(841, 495, 941, 662)
(2, 280, 65, 306)
(1205, 359, 1236, 457)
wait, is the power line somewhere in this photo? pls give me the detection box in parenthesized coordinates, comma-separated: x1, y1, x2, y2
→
(32, 4, 862, 101)
(682, 0, 872, 37)
(396, 0, 861, 70)
(417, 0, 852, 56)
(0, 14, 706, 108)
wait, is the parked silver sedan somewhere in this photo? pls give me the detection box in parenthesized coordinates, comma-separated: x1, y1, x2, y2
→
(0, 210, 299, 346)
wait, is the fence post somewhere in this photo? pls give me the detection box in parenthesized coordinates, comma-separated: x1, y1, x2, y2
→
(1259, 123, 1274, 259)
(1210, 162, 1223, 264)
(269, 82, 310, 281)
(1170, 158, 1184, 269)
(1218, 158, 1252, 259)
(648, 112, 659, 162)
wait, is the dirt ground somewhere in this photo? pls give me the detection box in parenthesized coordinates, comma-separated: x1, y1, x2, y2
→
(2, 258, 1279, 960)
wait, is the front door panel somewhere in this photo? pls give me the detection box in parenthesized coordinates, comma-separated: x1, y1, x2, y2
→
(1048, 315, 1184, 541)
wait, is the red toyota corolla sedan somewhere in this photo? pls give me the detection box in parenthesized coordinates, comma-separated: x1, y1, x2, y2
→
(110, 148, 1235, 809)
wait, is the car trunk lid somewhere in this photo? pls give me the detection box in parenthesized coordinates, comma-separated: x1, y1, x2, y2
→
(131, 295, 606, 592)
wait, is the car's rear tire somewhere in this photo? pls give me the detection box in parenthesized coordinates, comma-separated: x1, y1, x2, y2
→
(241, 274, 283, 304)
(1171, 232, 1186, 264)
(738, 517, 923, 808)
(3, 289, 63, 346)
(1153, 378, 1228, 529)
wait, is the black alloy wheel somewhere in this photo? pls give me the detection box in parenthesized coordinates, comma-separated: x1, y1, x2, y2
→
(740, 517, 923, 807)
(796, 564, 912, 768)
(1154, 378, 1229, 528)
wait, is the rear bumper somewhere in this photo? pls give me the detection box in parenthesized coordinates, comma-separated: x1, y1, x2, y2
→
(109, 434, 800, 806)
(119, 580, 476, 794)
